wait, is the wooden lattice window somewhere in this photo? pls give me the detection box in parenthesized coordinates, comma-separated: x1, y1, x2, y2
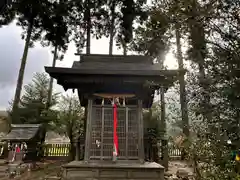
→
(90, 105, 139, 160)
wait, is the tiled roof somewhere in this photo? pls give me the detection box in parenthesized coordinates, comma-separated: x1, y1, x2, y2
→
(45, 54, 179, 77)
(1, 124, 42, 141)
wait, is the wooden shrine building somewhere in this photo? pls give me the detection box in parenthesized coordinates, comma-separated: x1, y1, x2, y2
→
(2, 124, 46, 163)
(45, 54, 179, 180)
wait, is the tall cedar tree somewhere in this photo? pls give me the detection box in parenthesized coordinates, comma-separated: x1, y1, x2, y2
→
(91, 0, 148, 55)
(185, 0, 240, 178)
(41, 0, 72, 107)
(131, 3, 171, 168)
(116, 0, 147, 54)
(0, 0, 54, 123)
(70, 0, 108, 53)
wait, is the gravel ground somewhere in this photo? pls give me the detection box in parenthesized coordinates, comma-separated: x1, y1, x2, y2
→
(0, 161, 65, 180)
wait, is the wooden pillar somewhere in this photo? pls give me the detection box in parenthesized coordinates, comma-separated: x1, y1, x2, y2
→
(84, 99, 93, 162)
(138, 100, 144, 163)
(126, 107, 129, 160)
(75, 133, 81, 161)
(100, 106, 104, 160)
(75, 141, 79, 161)
(160, 87, 168, 170)
(83, 107, 88, 158)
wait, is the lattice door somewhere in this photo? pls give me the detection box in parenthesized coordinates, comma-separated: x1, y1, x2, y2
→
(90, 107, 102, 158)
(127, 108, 138, 159)
(90, 106, 138, 160)
(102, 108, 113, 158)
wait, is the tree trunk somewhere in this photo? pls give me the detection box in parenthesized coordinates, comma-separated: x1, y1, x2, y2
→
(86, 1, 91, 55)
(12, 19, 34, 123)
(188, 1, 211, 172)
(176, 23, 189, 160)
(189, 0, 210, 121)
(83, 107, 87, 159)
(176, 23, 189, 138)
(123, 42, 127, 55)
(47, 45, 58, 108)
(109, 1, 116, 55)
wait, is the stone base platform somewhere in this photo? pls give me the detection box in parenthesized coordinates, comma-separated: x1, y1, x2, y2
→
(62, 161, 164, 180)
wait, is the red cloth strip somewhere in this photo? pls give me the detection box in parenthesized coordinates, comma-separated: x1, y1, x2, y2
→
(113, 103, 119, 155)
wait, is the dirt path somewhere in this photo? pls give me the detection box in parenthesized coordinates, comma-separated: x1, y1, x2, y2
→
(0, 161, 64, 180)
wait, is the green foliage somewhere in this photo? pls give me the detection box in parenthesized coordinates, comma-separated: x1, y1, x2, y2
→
(165, 89, 183, 137)
(131, 3, 171, 58)
(41, 0, 72, 54)
(52, 94, 84, 142)
(186, 121, 239, 180)
(70, 0, 109, 51)
(1, 0, 71, 51)
(70, 0, 148, 52)
(181, 0, 240, 178)
(1, 0, 52, 44)
(116, 0, 147, 49)
(131, 0, 240, 178)
(9, 72, 59, 127)
(143, 103, 161, 161)
(143, 103, 161, 131)
(0, 1, 15, 26)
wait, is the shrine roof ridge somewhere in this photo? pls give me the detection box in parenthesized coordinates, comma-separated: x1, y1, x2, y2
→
(76, 54, 153, 64)
(11, 124, 42, 128)
(45, 66, 180, 77)
(46, 54, 183, 77)
(72, 60, 162, 71)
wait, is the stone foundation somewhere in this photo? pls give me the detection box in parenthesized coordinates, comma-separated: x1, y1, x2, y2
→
(62, 161, 164, 180)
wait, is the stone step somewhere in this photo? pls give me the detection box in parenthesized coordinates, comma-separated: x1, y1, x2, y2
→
(0, 166, 8, 172)
(0, 171, 7, 178)
(44, 176, 61, 180)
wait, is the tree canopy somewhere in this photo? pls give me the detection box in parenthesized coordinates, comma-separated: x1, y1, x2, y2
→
(9, 72, 59, 127)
